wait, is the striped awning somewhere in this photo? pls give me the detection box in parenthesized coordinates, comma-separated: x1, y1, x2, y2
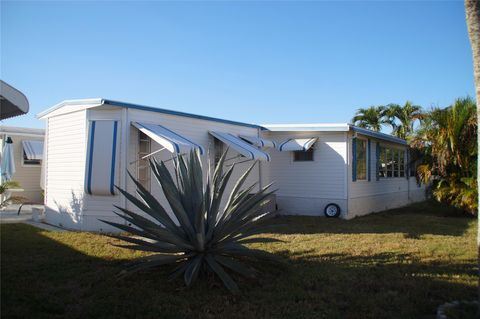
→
(132, 122, 205, 155)
(278, 137, 318, 151)
(239, 135, 276, 148)
(209, 132, 270, 161)
(85, 120, 119, 196)
(22, 140, 44, 160)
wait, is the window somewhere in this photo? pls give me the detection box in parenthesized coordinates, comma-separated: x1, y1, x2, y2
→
(293, 147, 314, 162)
(355, 139, 367, 180)
(214, 138, 224, 166)
(378, 146, 406, 179)
(378, 147, 386, 178)
(399, 150, 405, 177)
(386, 148, 393, 177)
(137, 131, 151, 190)
(393, 149, 399, 177)
(23, 151, 41, 166)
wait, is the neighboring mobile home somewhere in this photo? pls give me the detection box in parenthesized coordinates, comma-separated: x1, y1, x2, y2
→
(0, 126, 45, 202)
(37, 99, 425, 231)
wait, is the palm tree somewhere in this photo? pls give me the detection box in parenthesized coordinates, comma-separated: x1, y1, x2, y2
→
(414, 97, 477, 214)
(351, 106, 385, 131)
(464, 0, 480, 305)
(383, 101, 423, 140)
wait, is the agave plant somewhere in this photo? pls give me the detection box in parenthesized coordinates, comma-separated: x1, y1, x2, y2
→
(100, 149, 282, 293)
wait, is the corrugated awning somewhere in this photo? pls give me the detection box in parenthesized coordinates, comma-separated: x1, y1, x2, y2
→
(209, 131, 271, 161)
(22, 140, 44, 160)
(278, 137, 318, 151)
(239, 135, 276, 148)
(132, 122, 204, 155)
(0, 81, 29, 120)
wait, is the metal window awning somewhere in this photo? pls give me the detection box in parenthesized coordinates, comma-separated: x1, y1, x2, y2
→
(132, 122, 205, 155)
(239, 135, 276, 148)
(22, 140, 44, 160)
(209, 131, 271, 161)
(0, 81, 29, 120)
(278, 137, 318, 151)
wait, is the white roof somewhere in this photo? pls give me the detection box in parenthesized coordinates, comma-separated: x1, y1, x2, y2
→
(262, 123, 350, 132)
(132, 122, 204, 155)
(37, 99, 408, 146)
(278, 137, 318, 151)
(0, 126, 45, 136)
(209, 131, 271, 162)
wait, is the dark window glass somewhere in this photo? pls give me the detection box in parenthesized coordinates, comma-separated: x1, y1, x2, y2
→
(386, 148, 393, 177)
(399, 150, 405, 177)
(378, 147, 386, 178)
(138, 132, 151, 191)
(214, 138, 224, 166)
(23, 151, 41, 166)
(393, 149, 399, 177)
(293, 148, 314, 162)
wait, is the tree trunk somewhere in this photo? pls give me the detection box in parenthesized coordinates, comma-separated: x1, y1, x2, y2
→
(464, 0, 480, 304)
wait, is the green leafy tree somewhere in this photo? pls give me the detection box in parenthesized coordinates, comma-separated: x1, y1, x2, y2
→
(351, 106, 385, 131)
(412, 97, 477, 214)
(383, 101, 423, 140)
(100, 150, 282, 293)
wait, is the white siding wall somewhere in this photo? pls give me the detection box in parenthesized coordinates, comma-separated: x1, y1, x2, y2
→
(261, 131, 348, 217)
(347, 135, 426, 218)
(0, 134, 44, 202)
(42, 104, 428, 229)
(44, 110, 91, 229)
(76, 107, 262, 231)
(80, 108, 125, 231)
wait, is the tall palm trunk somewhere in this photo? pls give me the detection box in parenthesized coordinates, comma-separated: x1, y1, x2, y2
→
(464, 0, 480, 304)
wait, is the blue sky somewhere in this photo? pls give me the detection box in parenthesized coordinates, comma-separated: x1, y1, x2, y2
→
(1, 1, 475, 129)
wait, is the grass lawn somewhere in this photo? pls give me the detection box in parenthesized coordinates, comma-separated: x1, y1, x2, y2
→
(1, 201, 477, 319)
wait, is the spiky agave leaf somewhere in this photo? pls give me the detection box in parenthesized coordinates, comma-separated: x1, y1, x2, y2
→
(101, 148, 282, 293)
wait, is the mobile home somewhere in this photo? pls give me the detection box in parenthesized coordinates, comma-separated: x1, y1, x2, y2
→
(0, 126, 45, 202)
(37, 99, 425, 231)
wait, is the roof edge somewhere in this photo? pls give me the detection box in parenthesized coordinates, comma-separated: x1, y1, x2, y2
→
(262, 123, 350, 132)
(36, 98, 104, 119)
(36, 98, 263, 129)
(350, 125, 408, 145)
(102, 99, 263, 129)
(0, 125, 45, 136)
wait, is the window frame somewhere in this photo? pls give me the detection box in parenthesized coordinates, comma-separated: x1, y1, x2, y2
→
(214, 138, 224, 166)
(22, 149, 42, 167)
(355, 138, 368, 181)
(378, 146, 406, 179)
(137, 131, 152, 191)
(292, 145, 315, 162)
(22, 139, 42, 166)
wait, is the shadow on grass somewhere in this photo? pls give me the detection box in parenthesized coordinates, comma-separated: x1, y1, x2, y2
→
(270, 200, 475, 238)
(1, 223, 477, 319)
